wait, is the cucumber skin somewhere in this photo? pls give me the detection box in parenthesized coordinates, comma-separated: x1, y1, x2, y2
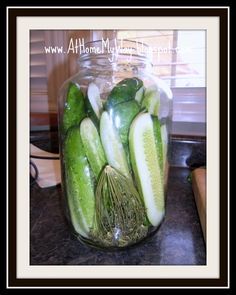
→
(161, 124, 168, 171)
(80, 118, 107, 179)
(135, 86, 145, 103)
(63, 125, 95, 237)
(141, 86, 160, 116)
(111, 100, 140, 172)
(111, 100, 140, 147)
(129, 112, 165, 227)
(62, 83, 86, 135)
(152, 116, 164, 178)
(106, 77, 143, 109)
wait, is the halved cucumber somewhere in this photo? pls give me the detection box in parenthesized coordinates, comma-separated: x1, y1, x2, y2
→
(64, 125, 95, 237)
(135, 86, 145, 103)
(141, 85, 160, 116)
(161, 124, 168, 171)
(80, 118, 107, 179)
(87, 82, 103, 120)
(100, 111, 130, 178)
(112, 100, 140, 147)
(129, 112, 165, 227)
(111, 100, 140, 171)
(152, 116, 163, 178)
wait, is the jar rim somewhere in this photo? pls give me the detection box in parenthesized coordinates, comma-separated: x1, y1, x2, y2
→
(78, 38, 153, 63)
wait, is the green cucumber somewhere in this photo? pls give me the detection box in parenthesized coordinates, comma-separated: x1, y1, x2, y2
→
(111, 100, 140, 171)
(141, 85, 160, 116)
(112, 100, 140, 146)
(129, 112, 165, 227)
(85, 97, 99, 128)
(152, 116, 164, 178)
(80, 118, 107, 179)
(106, 77, 143, 109)
(161, 124, 168, 171)
(135, 85, 145, 103)
(62, 83, 86, 135)
(100, 111, 130, 178)
(64, 125, 95, 237)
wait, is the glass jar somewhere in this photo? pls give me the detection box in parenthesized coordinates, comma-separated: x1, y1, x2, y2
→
(58, 39, 172, 249)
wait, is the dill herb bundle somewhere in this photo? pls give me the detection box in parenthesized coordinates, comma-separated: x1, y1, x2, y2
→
(91, 165, 148, 247)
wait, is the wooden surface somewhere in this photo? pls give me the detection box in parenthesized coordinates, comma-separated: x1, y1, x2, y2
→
(192, 168, 206, 241)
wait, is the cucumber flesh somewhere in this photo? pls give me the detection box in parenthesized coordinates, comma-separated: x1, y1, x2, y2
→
(64, 126, 95, 237)
(100, 111, 130, 178)
(87, 83, 103, 120)
(80, 118, 107, 179)
(129, 112, 165, 227)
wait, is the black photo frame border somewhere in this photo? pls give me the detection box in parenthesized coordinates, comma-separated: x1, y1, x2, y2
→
(7, 6, 228, 288)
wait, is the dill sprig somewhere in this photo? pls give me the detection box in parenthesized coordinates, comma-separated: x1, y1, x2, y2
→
(91, 165, 148, 247)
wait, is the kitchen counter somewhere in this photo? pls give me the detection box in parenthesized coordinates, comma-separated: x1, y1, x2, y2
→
(30, 131, 206, 265)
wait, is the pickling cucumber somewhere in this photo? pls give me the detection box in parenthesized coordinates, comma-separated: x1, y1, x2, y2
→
(161, 124, 168, 171)
(86, 83, 103, 127)
(100, 111, 130, 178)
(135, 86, 145, 103)
(106, 77, 143, 109)
(141, 85, 160, 116)
(129, 112, 165, 227)
(80, 118, 107, 179)
(64, 125, 95, 237)
(112, 100, 140, 146)
(152, 116, 163, 178)
(110, 100, 140, 171)
(62, 83, 86, 135)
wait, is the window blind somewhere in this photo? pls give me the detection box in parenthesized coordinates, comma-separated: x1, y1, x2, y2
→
(30, 30, 49, 113)
(30, 30, 91, 114)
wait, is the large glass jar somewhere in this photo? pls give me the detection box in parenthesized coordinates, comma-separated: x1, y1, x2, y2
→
(58, 39, 172, 249)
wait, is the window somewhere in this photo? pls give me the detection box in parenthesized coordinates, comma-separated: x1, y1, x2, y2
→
(30, 30, 206, 135)
(117, 30, 205, 88)
(117, 30, 206, 127)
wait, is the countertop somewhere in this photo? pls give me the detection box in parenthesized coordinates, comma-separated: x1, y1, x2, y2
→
(30, 131, 206, 265)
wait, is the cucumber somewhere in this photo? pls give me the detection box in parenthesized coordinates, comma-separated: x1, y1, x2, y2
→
(64, 125, 95, 237)
(129, 112, 165, 227)
(100, 111, 130, 178)
(80, 118, 107, 179)
(106, 77, 143, 109)
(135, 86, 145, 103)
(87, 83, 103, 120)
(141, 85, 160, 116)
(62, 83, 86, 135)
(152, 116, 163, 178)
(161, 124, 168, 171)
(85, 97, 99, 129)
(112, 100, 140, 146)
(111, 100, 140, 171)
